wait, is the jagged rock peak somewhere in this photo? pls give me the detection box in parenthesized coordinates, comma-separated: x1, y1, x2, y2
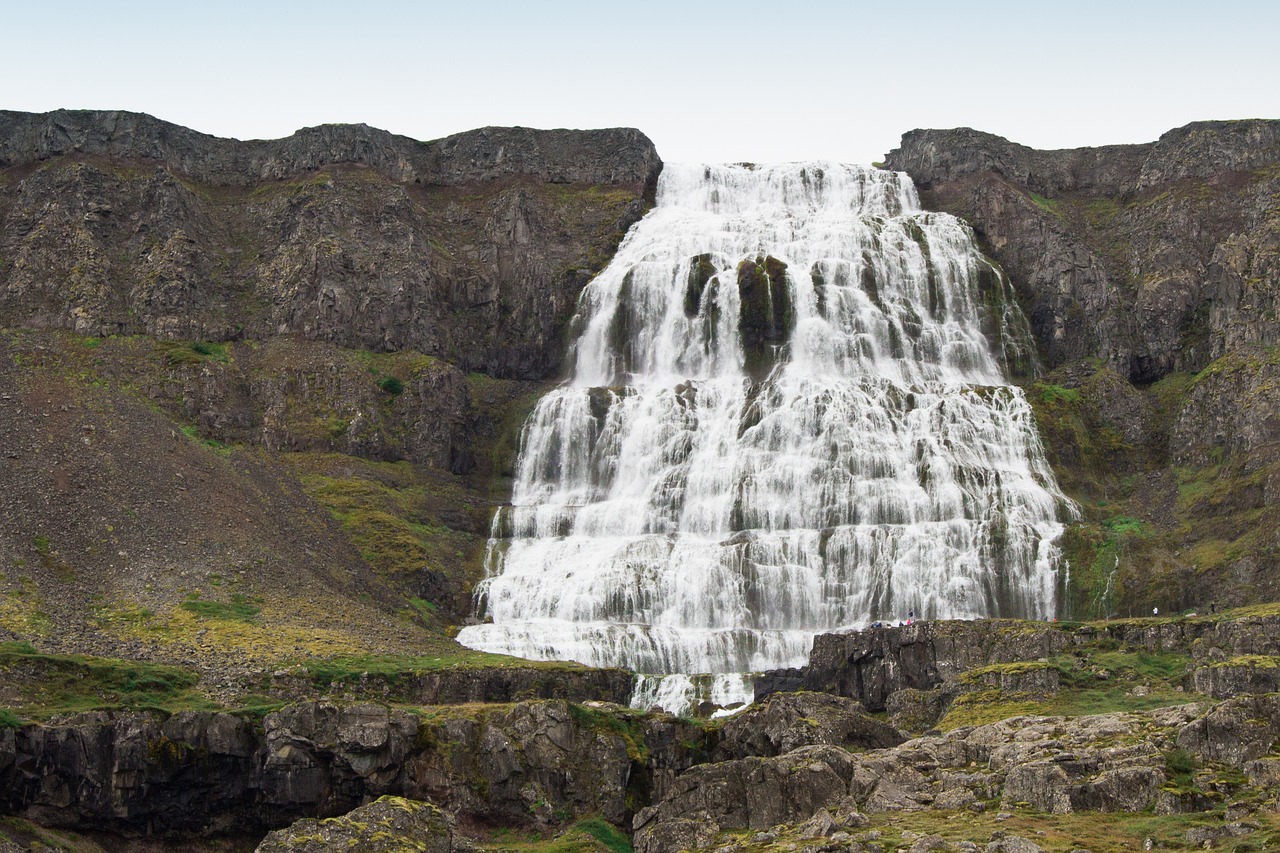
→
(0, 108, 663, 189)
(885, 118, 1280, 195)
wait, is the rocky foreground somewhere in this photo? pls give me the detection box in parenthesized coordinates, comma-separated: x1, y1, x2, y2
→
(5, 614, 1280, 852)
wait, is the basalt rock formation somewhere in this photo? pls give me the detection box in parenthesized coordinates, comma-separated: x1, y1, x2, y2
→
(7, 112, 1280, 852)
(884, 120, 1280, 383)
(887, 120, 1280, 616)
(0, 110, 660, 380)
(0, 111, 658, 674)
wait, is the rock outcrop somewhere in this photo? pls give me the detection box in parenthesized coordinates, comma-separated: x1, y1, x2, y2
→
(255, 795, 464, 853)
(761, 615, 1280, 722)
(0, 699, 700, 838)
(636, 698, 1280, 853)
(768, 620, 1074, 712)
(711, 691, 904, 761)
(0, 110, 661, 380)
(886, 120, 1280, 384)
(882, 120, 1280, 615)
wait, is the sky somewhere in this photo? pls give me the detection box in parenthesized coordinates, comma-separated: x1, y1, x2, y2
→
(4, 0, 1278, 165)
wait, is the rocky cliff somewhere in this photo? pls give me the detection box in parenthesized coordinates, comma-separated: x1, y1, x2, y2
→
(885, 120, 1280, 382)
(8, 612, 1280, 852)
(887, 120, 1280, 616)
(0, 110, 660, 379)
(0, 112, 659, 679)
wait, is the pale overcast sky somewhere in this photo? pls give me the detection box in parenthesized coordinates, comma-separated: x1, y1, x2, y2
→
(4, 0, 1277, 165)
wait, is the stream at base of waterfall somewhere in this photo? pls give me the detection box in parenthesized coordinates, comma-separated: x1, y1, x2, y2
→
(457, 163, 1075, 714)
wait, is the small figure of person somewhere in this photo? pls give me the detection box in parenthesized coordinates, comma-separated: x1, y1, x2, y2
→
(1153, 606, 1159, 617)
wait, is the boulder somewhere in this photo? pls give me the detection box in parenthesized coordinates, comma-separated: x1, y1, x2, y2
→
(713, 691, 903, 760)
(255, 795, 464, 852)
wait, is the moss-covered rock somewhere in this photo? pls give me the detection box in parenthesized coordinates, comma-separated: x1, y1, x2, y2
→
(736, 255, 792, 379)
(255, 795, 460, 853)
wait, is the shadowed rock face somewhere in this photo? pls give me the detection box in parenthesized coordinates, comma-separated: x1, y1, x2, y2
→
(885, 120, 1280, 384)
(0, 699, 695, 839)
(0, 110, 662, 380)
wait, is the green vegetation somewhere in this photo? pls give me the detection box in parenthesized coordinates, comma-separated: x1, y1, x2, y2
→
(378, 375, 405, 395)
(568, 702, 650, 762)
(1165, 747, 1198, 787)
(294, 456, 481, 594)
(0, 641, 207, 720)
(1037, 383, 1080, 405)
(178, 423, 235, 456)
(481, 816, 633, 853)
(939, 647, 1194, 730)
(179, 593, 261, 624)
(298, 650, 587, 688)
(840, 807, 1280, 853)
(1027, 191, 1064, 219)
(0, 709, 24, 728)
(158, 339, 229, 366)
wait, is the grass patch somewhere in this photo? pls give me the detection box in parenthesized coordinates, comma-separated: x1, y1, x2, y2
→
(180, 593, 261, 624)
(157, 340, 229, 366)
(0, 643, 206, 719)
(1036, 383, 1080, 405)
(290, 455, 488, 607)
(940, 648, 1195, 729)
(481, 816, 632, 853)
(843, 806, 1280, 853)
(568, 702, 650, 762)
(1083, 650, 1192, 681)
(297, 650, 588, 688)
(178, 423, 235, 456)
(0, 708, 24, 728)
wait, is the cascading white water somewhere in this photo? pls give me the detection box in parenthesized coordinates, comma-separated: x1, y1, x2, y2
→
(457, 163, 1074, 711)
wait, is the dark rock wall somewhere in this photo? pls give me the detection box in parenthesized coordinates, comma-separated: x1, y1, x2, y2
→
(0, 699, 700, 839)
(887, 120, 1280, 613)
(885, 119, 1280, 384)
(762, 614, 1280, 712)
(0, 110, 662, 381)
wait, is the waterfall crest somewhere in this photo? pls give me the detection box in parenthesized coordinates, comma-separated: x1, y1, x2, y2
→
(457, 163, 1072, 705)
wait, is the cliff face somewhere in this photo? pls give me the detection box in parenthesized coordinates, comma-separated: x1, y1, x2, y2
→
(0, 113, 659, 688)
(0, 110, 661, 380)
(887, 120, 1280, 615)
(885, 120, 1280, 383)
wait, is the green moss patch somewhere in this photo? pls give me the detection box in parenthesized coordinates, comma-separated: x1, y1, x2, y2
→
(0, 642, 207, 720)
(180, 593, 262, 624)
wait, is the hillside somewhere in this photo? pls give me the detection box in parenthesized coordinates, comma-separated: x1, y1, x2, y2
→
(0, 111, 659, 699)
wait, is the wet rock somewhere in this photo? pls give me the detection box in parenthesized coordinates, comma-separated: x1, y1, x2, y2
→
(736, 254, 792, 379)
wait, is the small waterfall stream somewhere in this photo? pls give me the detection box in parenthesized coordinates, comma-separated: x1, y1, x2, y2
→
(457, 163, 1073, 711)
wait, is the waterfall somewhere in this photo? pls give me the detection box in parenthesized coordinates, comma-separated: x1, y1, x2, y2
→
(457, 163, 1073, 711)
